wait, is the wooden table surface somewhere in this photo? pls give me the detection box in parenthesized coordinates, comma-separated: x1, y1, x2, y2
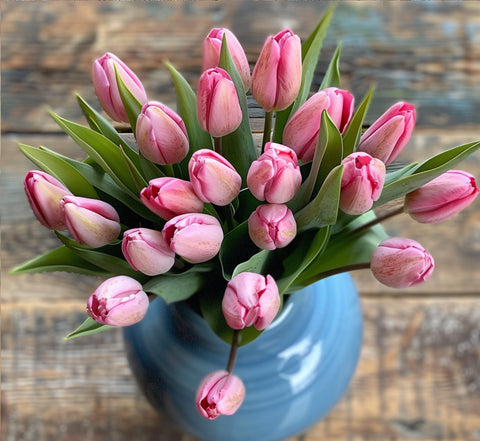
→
(2, 2, 480, 440)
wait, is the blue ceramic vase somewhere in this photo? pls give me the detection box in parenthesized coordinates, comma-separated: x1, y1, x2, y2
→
(123, 273, 362, 441)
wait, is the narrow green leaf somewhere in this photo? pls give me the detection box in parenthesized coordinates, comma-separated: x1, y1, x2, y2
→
(18, 143, 99, 199)
(232, 249, 272, 278)
(65, 317, 111, 340)
(114, 66, 143, 134)
(319, 43, 342, 90)
(342, 88, 375, 156)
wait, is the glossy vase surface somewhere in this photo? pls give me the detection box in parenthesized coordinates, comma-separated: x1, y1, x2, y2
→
(123, 273, 362, 441)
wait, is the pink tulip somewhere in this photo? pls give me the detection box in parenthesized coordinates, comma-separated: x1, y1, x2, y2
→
(203, 28, 251, 91)
(247, 142, 302, 203)
(87, 276, 149, 326)
(251, 29, 302, 112)
(357, 101, 416, 165)
(405, 170, 479, 223)
(370, 238, 434, 289)
(92, 52, 147, 123)
(136, 101, 189, 165)
(188, 149, 242, 206)
(248, 204, 297, 250)
(283, 88, 355, 162)
(196, 370, 245, 420)
(24, 170, 72, 230)
(339, 152, 386, 215)
(140, 177, 204, 221)
(197, 67, 242, 137)
(222, 272, 280, 330)
(162, 213, 223, 263)
(60, 196, 121, 248)
(122, 228, 175, 276)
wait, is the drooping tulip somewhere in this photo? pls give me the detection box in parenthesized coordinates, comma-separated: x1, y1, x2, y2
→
(282, 88, 355, 162)
(92, 52, 147, 123)
(339, 152, 386, 215)
(222, 272, 280, 331)
(356, 101, 416, 165)
(196, 67, 242, 137)
(188, 149, 242, 206)
(196, 370, 245, 420)
(87, 276, 149, 326)
(203, 28, 251, 91)
(24, 170, 72, 230)
(405, 170, 479, 223)
(60, 196, 121, 248)
(162, 213, 224, 263)
(247, 142, 302, 203)
(140, 177, 204, 221)
(248, 204, 297, 250)
(136, 101, 189, 165)
(122, 228, 175, 276)
(370, 238, 434, 289)
(251, 29, 302, 112)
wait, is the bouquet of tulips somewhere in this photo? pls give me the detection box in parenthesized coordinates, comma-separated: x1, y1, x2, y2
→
(13, 9, 480, 419)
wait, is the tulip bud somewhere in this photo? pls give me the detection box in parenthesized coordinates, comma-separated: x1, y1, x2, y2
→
(162, 213, 223, 263)
(92, 52, 147, 123)
(251, 29, 302, 112)
(203, 28, 251, 91)
(188, 149, 242, 206)
(370, 238, 434, 289)
(136, 101, 189, 165)
(283, 88, 355, 162)
(339, 152, 386, 215)
(405, 170, 479, 223)
(248, 204, 296, 250)
(122, 228, 175, 276)
(196, 370, 245, 420)
(60, 196, 121, 248)
(357, 101, 416, 165)
(247, 142, 302, 203)
(24, 170, 72, 230)
(222, 272, 280, 330)
(87, 276, 149, 326)
(140, 177, 204, 221)
(197, 67, 242, 137)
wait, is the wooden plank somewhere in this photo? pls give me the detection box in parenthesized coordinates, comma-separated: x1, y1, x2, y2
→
(3, 1, 480, 133)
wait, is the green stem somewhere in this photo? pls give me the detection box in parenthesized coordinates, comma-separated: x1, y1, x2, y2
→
(352, 205, 405, 237)
(226, 330, 240, 374)
(214, 137, 222, 155)
(163, 163, 175, 177)
(262, 111, 274, 150)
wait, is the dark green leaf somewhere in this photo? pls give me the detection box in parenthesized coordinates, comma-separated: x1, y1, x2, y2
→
(319, 43, 342, 90)
(65, 317, 112, 340)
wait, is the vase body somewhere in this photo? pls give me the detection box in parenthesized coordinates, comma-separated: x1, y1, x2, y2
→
(123, 273, 362, 441)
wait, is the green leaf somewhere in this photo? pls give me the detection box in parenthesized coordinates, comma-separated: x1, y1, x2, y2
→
(65, 317, 112, 340)
(319, 43, 342, 90)
(218, 35, 258, 182)
(114, 66, 143, 134)
(49, 111, 147, 196)
(232, 249, 272, 278)
(18, 143, 99, 199)
(10, 246, 109, 276)
(375, 140, 480, 207)
(342, 88, 374, 156)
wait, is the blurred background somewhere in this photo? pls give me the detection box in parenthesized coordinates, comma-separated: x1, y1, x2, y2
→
(2, 2, 480, 440)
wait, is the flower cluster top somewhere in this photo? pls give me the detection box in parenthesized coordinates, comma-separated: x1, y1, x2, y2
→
(15, 10, 480, 419)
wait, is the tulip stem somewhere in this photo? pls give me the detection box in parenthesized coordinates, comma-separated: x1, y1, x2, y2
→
(163, 164, 175, 177)
(262, 111, 274, 150)
(353, 205, 405, 236)
(226, 330, 240, 374)
(214, 137, 222, 155)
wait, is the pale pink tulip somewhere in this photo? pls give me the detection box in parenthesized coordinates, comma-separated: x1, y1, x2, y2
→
(339, 152, 386, 215)
(122, 228, 175, 276)
(222, 272, 280, 330)
(92, 52, 147, 123)
(136, 101, 189, 165)
(188, 149, 242, 206)
(60, 196, 121, 248)
(196, 370, 245, 420)
(140, 177, 204, 220)
(405, 170, 479, 223)
(87, 276, 149, 326)
(24, 170, 72, 230)
(247, 142, 302, 203)
(370, 238, 434, 288)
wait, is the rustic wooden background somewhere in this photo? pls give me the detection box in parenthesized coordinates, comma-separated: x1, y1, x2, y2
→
(2, 1, 480, 440)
